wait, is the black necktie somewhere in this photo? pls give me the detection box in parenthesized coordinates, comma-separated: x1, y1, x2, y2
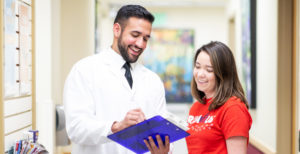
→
(123, 62, 133, 88)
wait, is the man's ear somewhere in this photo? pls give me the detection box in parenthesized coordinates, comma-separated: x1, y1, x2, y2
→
(113, 23, 122, 38)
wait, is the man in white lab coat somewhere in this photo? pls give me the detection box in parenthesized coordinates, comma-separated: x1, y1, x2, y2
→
(64, 5, 170, 154)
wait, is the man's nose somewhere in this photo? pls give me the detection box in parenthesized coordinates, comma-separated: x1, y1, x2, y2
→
(136, 37, 146, 49)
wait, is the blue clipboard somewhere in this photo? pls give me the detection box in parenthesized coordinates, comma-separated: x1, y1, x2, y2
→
(107, 115, 190, 153)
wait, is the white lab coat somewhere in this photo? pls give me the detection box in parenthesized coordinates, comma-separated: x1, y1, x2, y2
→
(64, 47, 168, 154)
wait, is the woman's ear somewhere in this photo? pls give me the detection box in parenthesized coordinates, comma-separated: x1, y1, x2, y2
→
(113, 23, 122, 38)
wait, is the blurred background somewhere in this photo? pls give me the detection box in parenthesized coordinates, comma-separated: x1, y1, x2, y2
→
(0, 0, 299, 153)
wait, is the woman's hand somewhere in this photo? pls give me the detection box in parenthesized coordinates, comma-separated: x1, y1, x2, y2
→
(144, 135, 170, 154)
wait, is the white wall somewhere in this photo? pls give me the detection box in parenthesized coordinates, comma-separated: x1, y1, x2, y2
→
(35, 0, 55, 153)
(226, 0, 242, 73)
(251, 0, 278, 152)
(98, 6, 227, 52)
(52, 0, 62, 106)
(35, 0, 95, 153)
(149, 7, 227, 47)
(60, 0, 95, 87)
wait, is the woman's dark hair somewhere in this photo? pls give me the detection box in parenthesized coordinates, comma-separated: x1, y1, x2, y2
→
(191, 41, 249, 110)
(114, 5, 154, 28)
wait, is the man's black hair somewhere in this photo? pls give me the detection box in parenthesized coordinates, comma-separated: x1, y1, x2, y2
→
(114, 5, 155, 28)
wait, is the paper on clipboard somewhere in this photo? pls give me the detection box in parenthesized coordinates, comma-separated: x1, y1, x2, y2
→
(107, 113, 190, 153)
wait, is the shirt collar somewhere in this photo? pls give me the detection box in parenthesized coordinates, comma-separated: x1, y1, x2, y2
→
(107, 46, 137, 70)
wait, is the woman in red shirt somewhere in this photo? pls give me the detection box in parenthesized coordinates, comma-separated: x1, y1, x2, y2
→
(144, 41, 252, 154)
(186, 41, 252, 154)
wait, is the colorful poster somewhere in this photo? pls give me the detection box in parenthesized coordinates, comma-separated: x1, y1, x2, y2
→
(141, 29, 195, 103)
(241, 0, 256, 108)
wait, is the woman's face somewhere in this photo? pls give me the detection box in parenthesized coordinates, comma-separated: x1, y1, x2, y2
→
(193, 51, 216, 98)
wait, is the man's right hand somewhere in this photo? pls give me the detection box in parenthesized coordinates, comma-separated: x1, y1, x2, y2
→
(111, 108, 146, 133)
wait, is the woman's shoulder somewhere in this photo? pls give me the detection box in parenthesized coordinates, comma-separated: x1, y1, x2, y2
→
(222, 96, 248, 110)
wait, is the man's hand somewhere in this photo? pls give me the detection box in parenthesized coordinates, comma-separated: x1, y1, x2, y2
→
(144, 135, 170, 154)
(111, 108, 146, 133)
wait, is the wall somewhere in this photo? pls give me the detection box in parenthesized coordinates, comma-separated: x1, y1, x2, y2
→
(149, 7, 227, 47)
(35, 0, 55, 153)
(35, 0, 95, 153)
(60, 0, 95, 90)
(52, 0, 61, 106)
(98, 6, 227, 52)
(227, 0, 278, 153)
(226, 0, 242, 73)
(252, 0, 278, 152)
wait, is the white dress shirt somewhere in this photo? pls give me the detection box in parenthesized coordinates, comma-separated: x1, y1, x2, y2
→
(64, 47, 168, 154)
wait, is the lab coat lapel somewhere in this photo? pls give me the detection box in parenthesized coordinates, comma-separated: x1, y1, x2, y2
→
(130, 64, 146, 95)
(103, 61, 134, 91)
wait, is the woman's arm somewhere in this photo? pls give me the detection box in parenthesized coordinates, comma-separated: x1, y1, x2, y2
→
(226, 136, 248, 154)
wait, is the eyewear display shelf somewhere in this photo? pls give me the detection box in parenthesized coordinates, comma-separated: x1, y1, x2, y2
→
(0, 0, 35, 153)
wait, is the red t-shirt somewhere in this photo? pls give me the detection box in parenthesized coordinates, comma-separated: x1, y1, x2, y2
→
(186, 96, 252, 154)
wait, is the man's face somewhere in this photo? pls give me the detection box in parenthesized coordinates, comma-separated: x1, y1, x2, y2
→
(117, 17, 152, 63)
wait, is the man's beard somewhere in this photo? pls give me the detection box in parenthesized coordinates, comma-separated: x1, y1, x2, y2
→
(117, 34, 139, 63)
